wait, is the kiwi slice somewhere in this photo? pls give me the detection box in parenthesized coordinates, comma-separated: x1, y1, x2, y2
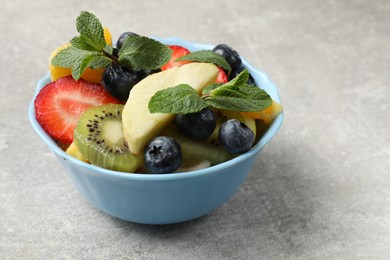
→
(161, 124, 235, 166)
(74, 104, 143, 172)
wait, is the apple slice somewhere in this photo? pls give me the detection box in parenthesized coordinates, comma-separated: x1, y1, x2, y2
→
(122, 63, 219, 155)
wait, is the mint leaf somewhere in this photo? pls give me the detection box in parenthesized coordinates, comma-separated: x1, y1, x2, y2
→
(103, 44, 113, 55)
(205, 96, 253, 111)
(226, 69, 249, 88)
(70, 35, 98, 51)
(205, 80, 272, 112)
(88, 55, 112, 69)
(202, 83, 223, 95)
(209, 88, 248, 99)
(175, 50, 232, 71)
(51, 46, 102, 80)
(210, 69, 249, 96)
(76, 11, 106, 51)
(148, 84, 207, 114)
(74, 54, 96, 80)
(238, 84, 272, 102)
(205, 70, 272, 111)
(206, 94, 271, 112)
(118, 35, 172, 70)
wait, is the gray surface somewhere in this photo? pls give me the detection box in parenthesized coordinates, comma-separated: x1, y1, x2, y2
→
(1, 0, 390, 259)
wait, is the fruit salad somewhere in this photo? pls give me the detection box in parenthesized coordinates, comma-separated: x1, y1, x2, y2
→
(34, 11, 282, 174)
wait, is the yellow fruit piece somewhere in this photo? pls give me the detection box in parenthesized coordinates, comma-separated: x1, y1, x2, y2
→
(103, 27, 112, 46)
(241, 101, 283, 124)
(49, 43, 71, 81)
(49, 27, 112, 83)
(65, 142, 89, 163)
(80, 67, 106, 84)
(122, 63, 219, 155)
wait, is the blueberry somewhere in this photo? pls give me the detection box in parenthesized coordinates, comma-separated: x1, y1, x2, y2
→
(176, 108, 216, 140)
(229, 66, 256, 86)
(102, 64, 147, 101)
(144, 136, 182, 174)
(116, 32, 139, 50)
(212, 44, 242, 71)
(219, 119, 255, 154)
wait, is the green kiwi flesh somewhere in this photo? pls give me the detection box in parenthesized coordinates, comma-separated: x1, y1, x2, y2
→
(161, 124, 235, 166)
(74, 104, 143, 172)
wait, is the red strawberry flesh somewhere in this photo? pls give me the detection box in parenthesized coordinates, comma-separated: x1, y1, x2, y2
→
(161, 45, 191, 71)
(34, 76, 121, 144)
(216, 67, 228, 84)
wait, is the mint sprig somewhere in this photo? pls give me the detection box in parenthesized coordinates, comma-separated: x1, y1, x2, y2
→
(51, 11, 172, 80)
(118, 35, 172, 70)
(148, 70, 272, 114)
(175, 50, 232, 71)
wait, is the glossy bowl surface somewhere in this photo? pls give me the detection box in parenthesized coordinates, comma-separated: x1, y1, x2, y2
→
(28, 37, 283, 224)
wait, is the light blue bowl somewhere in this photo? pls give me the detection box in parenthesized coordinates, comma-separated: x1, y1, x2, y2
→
(28, 38, 284, 224)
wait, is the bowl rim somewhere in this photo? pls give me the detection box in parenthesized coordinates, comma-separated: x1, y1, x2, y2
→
(28, 37, 284, 181)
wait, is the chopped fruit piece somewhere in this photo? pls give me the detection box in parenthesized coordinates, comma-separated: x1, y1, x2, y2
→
(241, 101, 283, 124)
(56, 141, 71, 151)
(215, 67, 228, 84)
(160, 45, 191, 71)
(34, 76, 121, 144)
(122, 63, 219, 155)
(74, 104, 142, 172)
(66, 142, 89, 163)
(103, 27, 112, 46)
(49, 43, 72, 81)
(80, 67, 106, 84)
(49, 64, 106, 83)
(49, 27, 113, 83)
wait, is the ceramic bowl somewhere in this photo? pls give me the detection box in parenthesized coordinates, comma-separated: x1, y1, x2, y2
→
(28, 38, 283, 224)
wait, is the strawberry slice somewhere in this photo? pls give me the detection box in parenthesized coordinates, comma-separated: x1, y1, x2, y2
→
(161, 45, 191, 71)
(34, 76, 121, 144)
(216, 67, 228, 84)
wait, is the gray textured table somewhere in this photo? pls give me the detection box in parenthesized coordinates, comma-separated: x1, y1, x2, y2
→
(1, 1, 390, 259)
